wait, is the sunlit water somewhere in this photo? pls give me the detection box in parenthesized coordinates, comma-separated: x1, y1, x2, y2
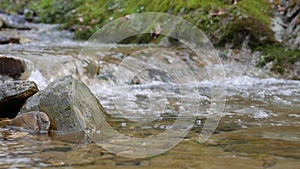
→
(0, 24, 299, 168)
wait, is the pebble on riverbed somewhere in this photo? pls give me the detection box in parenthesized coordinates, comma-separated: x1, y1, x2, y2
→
(9, 111, 50, 132)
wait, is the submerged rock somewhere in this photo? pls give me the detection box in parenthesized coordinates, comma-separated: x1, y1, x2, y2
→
(0, 81, 38, 118)
(20, 76, 105, 135)
(207, 126, 300, 159)
(0, 55, 25, 80)
(9, 111, 50, 132)
(0, 118, 11, 127)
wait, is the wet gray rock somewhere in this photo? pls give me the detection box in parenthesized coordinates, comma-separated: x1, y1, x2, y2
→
(20, 76, 105, 135)
(0, 81, 38, 118)
(0, 13, 31, 30)
(0, 55, 25, 80)
(0, 35, 10, 44)
(0, 33, 20, 44)
(9, 111, 50, 132)
(285, 61, 300, 80)
(283, 0, 300, 49)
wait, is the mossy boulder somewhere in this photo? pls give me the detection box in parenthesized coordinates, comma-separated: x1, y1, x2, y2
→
(19, 76, 106, 134)
(216, 17, 275, 49)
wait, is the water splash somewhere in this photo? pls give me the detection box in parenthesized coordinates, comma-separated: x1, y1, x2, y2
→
(28, 69, 48, 89)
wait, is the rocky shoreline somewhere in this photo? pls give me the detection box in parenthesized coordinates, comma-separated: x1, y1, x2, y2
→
(0, 11, 33, 44)
(0, 75, 106, 138)
(0, 53, 105, 135)
(0, 0, 299, 79)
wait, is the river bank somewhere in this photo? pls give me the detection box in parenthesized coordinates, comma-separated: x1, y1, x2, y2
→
(0, 1, 299, 168)
(1, 0, 299, 79)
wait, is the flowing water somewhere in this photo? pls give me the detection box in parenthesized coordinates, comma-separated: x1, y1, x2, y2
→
(0, 24, 299, 168)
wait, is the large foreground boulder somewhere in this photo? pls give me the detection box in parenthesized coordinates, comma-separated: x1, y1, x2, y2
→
(0, 81, 38, 118)
(20, 76, 105, 135)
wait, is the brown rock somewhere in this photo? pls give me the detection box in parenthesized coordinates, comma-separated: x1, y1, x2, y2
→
(10, 111, 50, 132)
(0, 81, 38, 118)
(0, 35, 10, 44)
(0, 30, 20, 45)
(0, 118, 11, 127)
(0, 56, 25, 79)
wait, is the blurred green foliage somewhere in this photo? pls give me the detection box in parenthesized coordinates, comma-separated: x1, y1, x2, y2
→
(0, 0, 275, 46)
(257, 44, 300, 74)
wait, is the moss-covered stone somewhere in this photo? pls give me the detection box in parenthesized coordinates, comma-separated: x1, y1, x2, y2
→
(217, 17, 275, 49)
(19, 76, 106, 135)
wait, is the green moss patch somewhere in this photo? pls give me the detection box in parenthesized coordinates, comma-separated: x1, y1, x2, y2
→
(257, 44, 300, 74)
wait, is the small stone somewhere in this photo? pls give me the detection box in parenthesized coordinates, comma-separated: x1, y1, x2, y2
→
(0, 55, 25, 79)
(10, 111, 50, 132)
(0, 36, 10, 44)
(0, 31, 20, 44)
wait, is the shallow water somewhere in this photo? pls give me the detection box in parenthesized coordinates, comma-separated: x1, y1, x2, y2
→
(0, 24, 299, 168)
